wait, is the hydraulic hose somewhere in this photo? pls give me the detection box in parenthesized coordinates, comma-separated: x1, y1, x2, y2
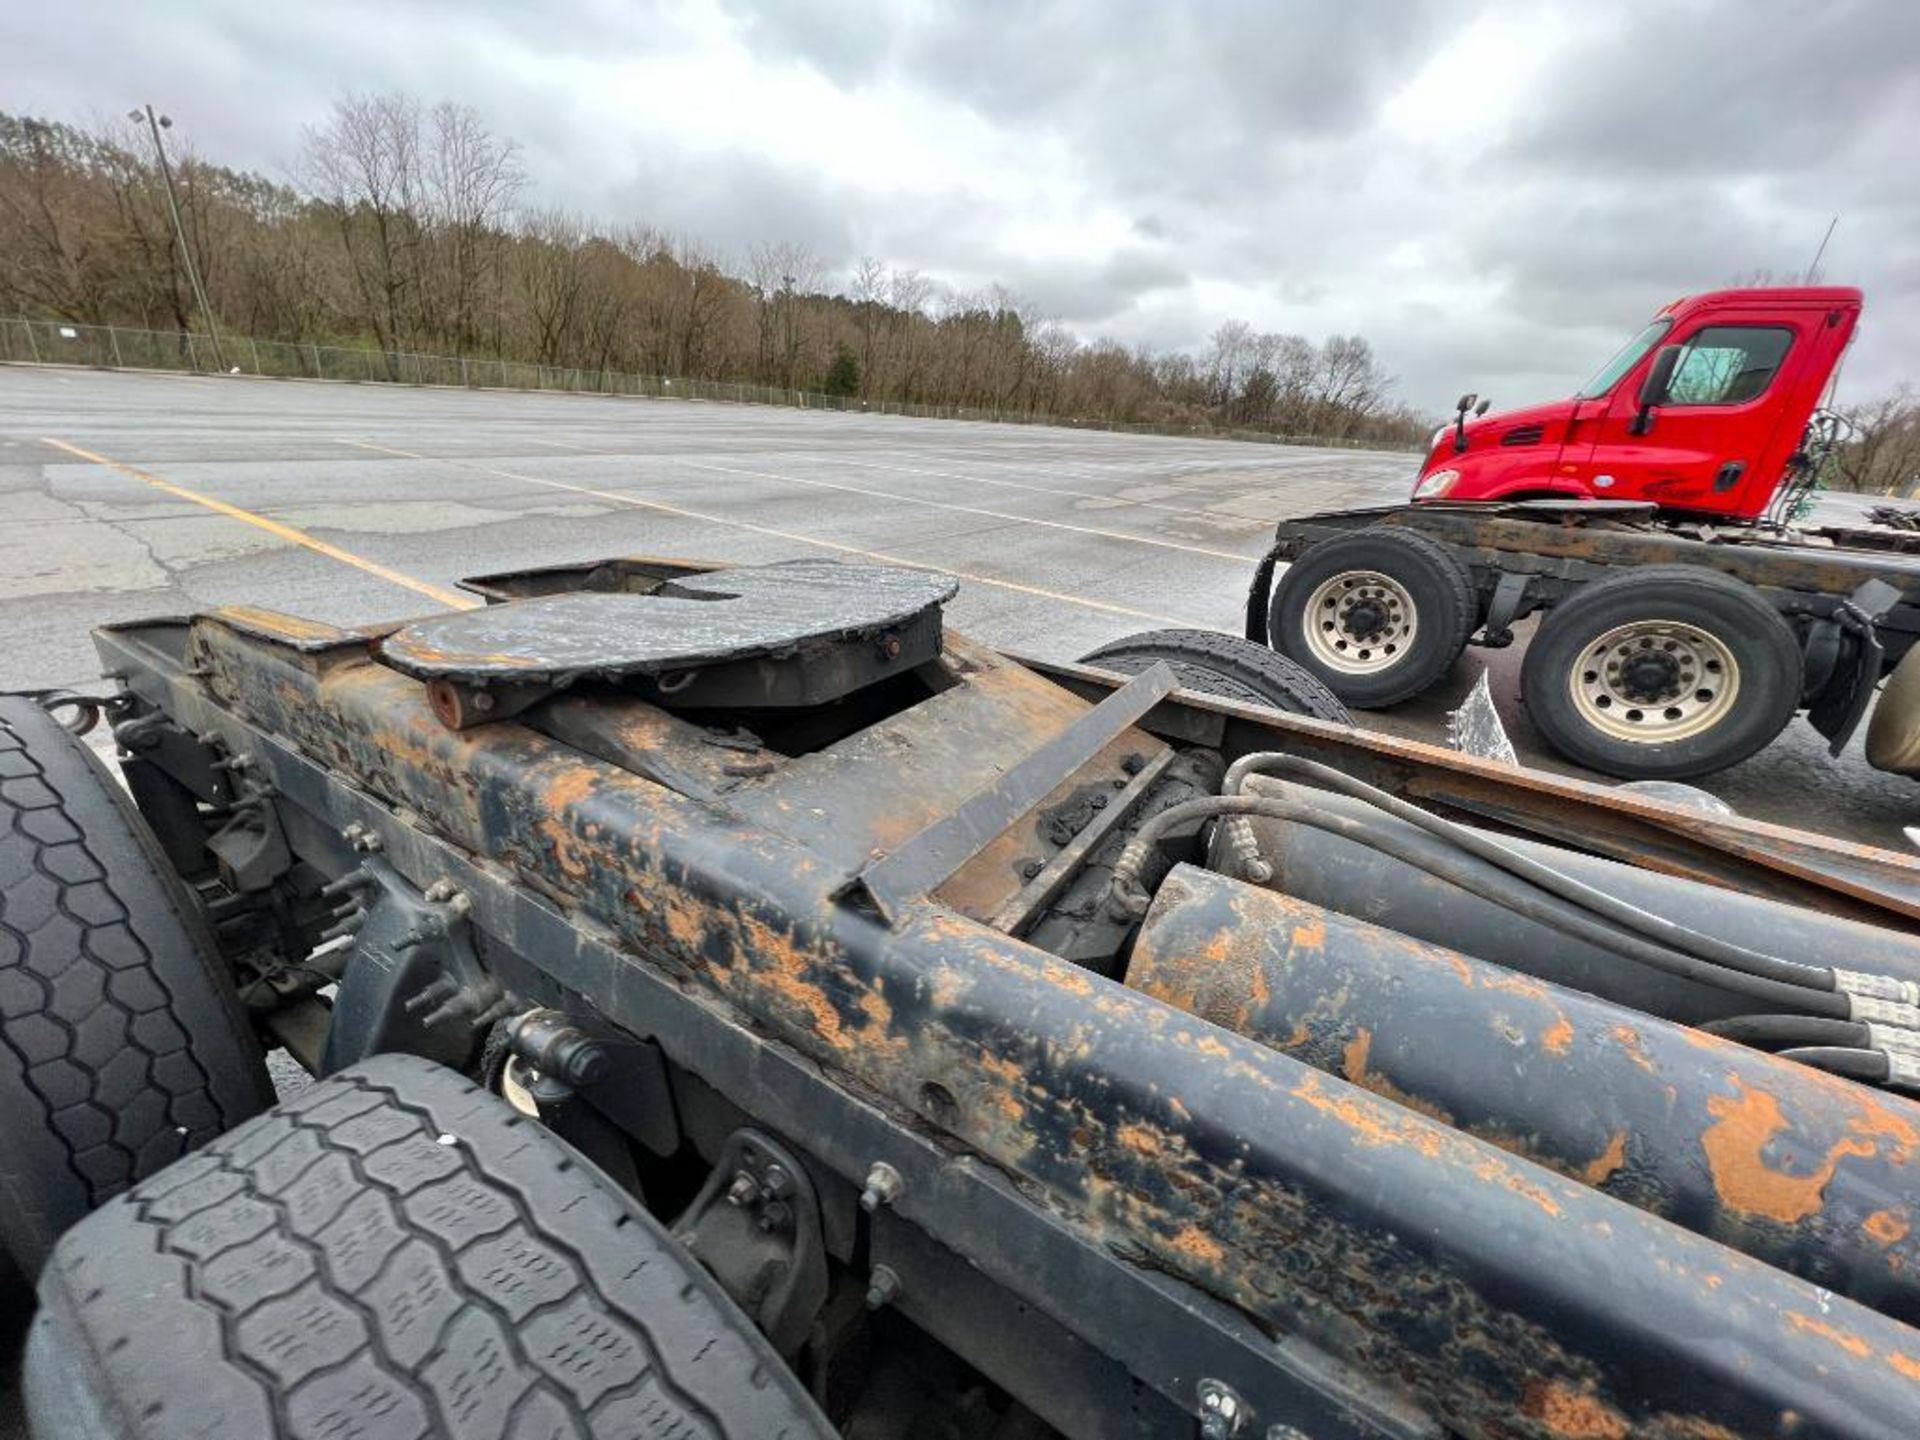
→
(1703, 1015, 1871, 1050)
(1109, 795, 1853, 1019)
(1779, 1047, 1893, 1083)
(1222, 754, 1837, 995)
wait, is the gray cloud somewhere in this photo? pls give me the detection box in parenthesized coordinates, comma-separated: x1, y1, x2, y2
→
(4, 0, 1919, 411)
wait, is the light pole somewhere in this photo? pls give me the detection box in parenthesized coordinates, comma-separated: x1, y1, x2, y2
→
(128, 104, 226, 371)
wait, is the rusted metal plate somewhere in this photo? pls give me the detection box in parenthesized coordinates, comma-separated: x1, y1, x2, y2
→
(851, 662, 1177, 918)
(381, 559, 957, 687)
(200, 605, 400, 654)
(1131, 864, 1920, 1325)
(156, 615, 1920, 1437)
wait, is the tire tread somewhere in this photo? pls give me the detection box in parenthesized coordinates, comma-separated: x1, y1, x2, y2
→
(1080, 628, 1353, 722)
(27, 1054, 833, 1440)
(0, 698, 270, 1279)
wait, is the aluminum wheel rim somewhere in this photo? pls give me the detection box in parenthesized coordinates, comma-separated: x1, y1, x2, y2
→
(1570, 619, 1740, 744)
(1302, 570, 1419, 675)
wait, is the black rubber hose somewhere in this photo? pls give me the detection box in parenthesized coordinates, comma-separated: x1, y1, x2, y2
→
(1117, 796, 1852, 1019)
(1703, 1015, 1871, 1049)
(1226, 755, 1836, 994)
(1779, 1047, 1892, 1083)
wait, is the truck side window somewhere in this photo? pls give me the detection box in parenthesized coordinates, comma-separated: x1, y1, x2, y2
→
(1663, 326, 1793, 405)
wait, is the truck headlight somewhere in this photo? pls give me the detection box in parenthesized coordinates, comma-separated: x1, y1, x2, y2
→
(1414, 469, 1459, 499)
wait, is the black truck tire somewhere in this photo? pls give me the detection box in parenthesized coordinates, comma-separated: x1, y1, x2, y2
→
(1079, 628, 1353, 723)
(1520, 567, 1803, 780)
(0, 696, 272, 1286)
(1268, 528, 1478, 707)
(24, 1053, 836, 1440)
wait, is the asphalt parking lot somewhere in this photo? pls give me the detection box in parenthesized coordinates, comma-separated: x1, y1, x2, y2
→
(0, 363, 1912, 860)
(1, 362, 1918, 1429)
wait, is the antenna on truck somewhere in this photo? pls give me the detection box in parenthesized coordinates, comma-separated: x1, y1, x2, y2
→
(1805, 215, 1839, 283)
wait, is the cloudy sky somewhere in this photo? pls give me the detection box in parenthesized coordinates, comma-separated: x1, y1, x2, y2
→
(6, 0, 1917, 411)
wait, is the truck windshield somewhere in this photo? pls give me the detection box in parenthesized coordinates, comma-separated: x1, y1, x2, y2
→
(1576, 319, 1672, 399)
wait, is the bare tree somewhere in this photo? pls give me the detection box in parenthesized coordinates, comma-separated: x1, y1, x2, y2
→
(849, 256, 887, 396)
(298, 93, 425, 369)
(1834, 389, 1920, 497)
(515, 208, 591, 367)
(422, 102, 522, 352)
(4, 96, 1444, 448)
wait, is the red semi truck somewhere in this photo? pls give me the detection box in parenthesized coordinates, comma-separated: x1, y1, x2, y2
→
(1251, 286, 1920, 780)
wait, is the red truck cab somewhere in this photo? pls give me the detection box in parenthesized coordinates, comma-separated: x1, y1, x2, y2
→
(1411, 286, 1862, 520)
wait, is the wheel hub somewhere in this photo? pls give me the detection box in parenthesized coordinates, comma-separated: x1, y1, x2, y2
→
(1301, 570, 1421, 675)
(1343, 598, 1390, 640)
(1619, 652, 1681, 701)
(1570, 619, 1740, 745)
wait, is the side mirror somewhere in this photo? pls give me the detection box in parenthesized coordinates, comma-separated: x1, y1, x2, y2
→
(1631, 345, 1682, 435)
(1456, 392, 1478, 414)
(1474, 398, 1492, 417)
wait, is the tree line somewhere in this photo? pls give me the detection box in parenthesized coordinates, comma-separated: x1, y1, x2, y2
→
(0, 97, 1429, 444)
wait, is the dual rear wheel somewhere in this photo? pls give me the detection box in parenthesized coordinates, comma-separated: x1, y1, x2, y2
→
(1519, 566, 1802, 780)
(1268, 530, 1803, 780)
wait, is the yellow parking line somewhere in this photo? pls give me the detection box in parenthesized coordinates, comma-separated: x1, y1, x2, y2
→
(40, 436, 475, 609)
(527, 436, 1255, 561)
(337, 439, 1207, 627)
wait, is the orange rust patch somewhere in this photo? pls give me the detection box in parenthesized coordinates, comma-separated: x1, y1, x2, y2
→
(1292, 1071, 1444, 1160)
(627, 879, 709, 954)
(978, 1050, 1025, 1086)
(1542, 1016, 1575, 1057)
(1521, 1380, 1629, 1439)
(1040, 960, 1093, 997)
(1337, 1027, 1457, 1127)
(1289, 913, 1327, 952)
(1579, 1131, 1628, 1188)
(1117, 1123, 1164, 1158)
(1479, 970, 1549, 1000)
(1866, 1208, 1912, 1247)
(737, 911, 848, 1050)
(1701, 1080, 1874, 1225)
(1786, 1312, 1872, 1359)
(1840, 1087, 1920, 1158)
(213, 604, 352, 644)
(1610, 1025, 1658, 1075)
(1443, 951, 1473, 986)
(533, 765, 605, 885)
(542, 765, 600, 811)
(1166, 1224, 1225, 1266)
(928, 965, 969, 1009)
(1890, 1351, 1920, 1382)
(1341, 1028, 1373, 1085)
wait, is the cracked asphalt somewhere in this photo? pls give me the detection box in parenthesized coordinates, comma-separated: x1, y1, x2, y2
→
(0, 364, 1911, 854)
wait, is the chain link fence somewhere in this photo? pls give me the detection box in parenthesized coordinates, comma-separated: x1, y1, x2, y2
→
(0, 316, 1418, 452)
